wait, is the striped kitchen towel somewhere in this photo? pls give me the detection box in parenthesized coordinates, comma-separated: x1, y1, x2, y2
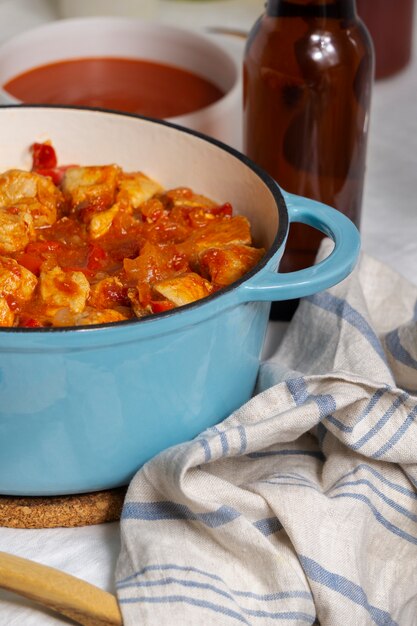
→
(116, 242, 417, 625)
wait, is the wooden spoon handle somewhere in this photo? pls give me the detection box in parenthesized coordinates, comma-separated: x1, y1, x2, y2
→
(0, 551, 123, 626)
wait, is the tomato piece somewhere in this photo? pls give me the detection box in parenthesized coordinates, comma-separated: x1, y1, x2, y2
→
(16, 241, 63, 276)
(150, 300, 175, 313)
(209, 202, 233, 217)
(87, 244, 108, 270)
(18, 240, 63, 275)
(17, 253, 43, 276)
(20, 317, 43, 328)
(26, 240, 63, 255)
(31, 142, 57, 170)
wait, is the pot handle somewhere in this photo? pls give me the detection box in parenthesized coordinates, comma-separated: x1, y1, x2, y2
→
(239, 191, 361, 302)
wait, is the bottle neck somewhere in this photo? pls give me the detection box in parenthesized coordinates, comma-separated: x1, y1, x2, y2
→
(266, 0, 357, 19)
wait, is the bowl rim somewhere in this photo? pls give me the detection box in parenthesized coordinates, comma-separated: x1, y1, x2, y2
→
(0, 104, 288, 334)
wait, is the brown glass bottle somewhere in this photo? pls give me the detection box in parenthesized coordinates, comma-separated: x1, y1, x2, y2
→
(243, 0, 374, 317)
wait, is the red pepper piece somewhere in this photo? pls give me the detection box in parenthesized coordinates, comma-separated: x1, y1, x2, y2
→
(20, 317, 43, 328)
(209, 202, 233, 217)
(150, 300, 175, 313)
(17, 253, 43, 276)
(31, 142, 57, 170)
(35, 167, 63, 186)
(19, 240, 63, 276)
(26, 240, 62, 254)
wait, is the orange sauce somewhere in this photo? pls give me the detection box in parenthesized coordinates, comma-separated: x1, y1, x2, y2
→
(3, 57, 224, 118)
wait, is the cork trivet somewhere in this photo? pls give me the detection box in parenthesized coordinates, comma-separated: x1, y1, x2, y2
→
(0, 487, 127, 529)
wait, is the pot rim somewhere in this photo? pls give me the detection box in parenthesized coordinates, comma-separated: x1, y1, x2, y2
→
(0, 104, 288, 336)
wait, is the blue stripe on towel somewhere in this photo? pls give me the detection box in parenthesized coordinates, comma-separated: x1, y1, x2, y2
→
(119, 595, 316, 623)
(328, 480, 417, 523)
(260, 479, 321, 493)
(325, 413, 353, 433)
(248, 449, 325, 461)
(212, 426, 230, 456)
(259, 472, 321, 492)
(119, 595, 251, 624)
(118, 575, 311, 603)
(306, 292, 388, 365)
(372, 403, 417, 459)
(117, 564, 311, 606)
(271, 473, 316, 486)
(351, 393, 409, 451)
(258, 472, 321, 491)
(286, 377, 337, 419)
(118, 564, 224, 586)
(199, 438, 212, 462)
(386, 329, 417, 369)
(118, 577, 246, 600)
(299, 555, 398, 626)
(330, 464, 417, 499)
(330, 493, 417, 545)
(238, 425, 248, 454)
(235, 590, 312, 602)
(219, 431, 230, 455)
(286, 377, 309, 404)
(253, 516, 283, 536)
(244, 609, 315, 621)
(325, 388, 388, 434)
(122, 501, 240, 527)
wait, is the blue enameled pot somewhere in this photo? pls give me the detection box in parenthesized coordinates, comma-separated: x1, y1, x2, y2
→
(0, 107, 360, 495)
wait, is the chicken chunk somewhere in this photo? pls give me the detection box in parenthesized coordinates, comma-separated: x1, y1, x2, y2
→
(153, 272, 213, 306)
(0, 257, 38, 326)
(89, 204, 120, 239)
(123, 242, 166, 286)
(127, 287, 151, 319)
(53, 307, 128, 327)
(124, 241, 189, 306)
(181, 215, 252, 259)
(0, 255, 38, 302)
(76, 308, 128, 325)
(62, 165, 121, 213)
(88, 276, 127, 309)
(0, 255, 37, 327)
(118, 172, 162, 208)
(40, 266, 90, 314)
(0, 169, 62, 227)
(200, 244, 265, 286)
(0, 298, 14, 326)
(0, 207, 34, 254)
(166, 187, 217, 210)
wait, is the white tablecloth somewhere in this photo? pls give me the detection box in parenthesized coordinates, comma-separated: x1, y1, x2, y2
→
(0, 1, 416, 623)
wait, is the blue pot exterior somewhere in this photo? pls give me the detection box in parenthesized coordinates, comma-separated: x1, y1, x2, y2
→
(0, 297, 273, 495)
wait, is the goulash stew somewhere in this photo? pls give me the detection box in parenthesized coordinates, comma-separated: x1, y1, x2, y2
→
(0, 142, 265, 328)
